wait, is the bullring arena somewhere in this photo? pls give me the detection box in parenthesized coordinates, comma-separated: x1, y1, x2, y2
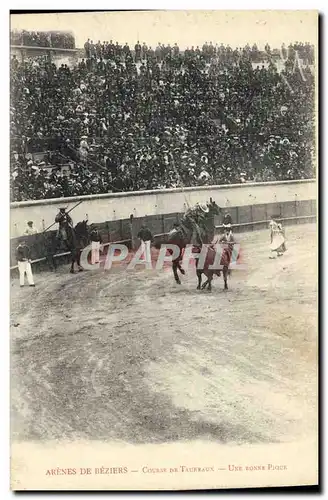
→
(11, 219, 317, 446)
(9, 13, 318, 489)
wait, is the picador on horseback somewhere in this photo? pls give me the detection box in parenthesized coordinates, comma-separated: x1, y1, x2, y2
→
(181, 202, 213, 247)
(55, 207, 74, 248)
(54, 207, 89, 273)
(165, 198, 221, 284)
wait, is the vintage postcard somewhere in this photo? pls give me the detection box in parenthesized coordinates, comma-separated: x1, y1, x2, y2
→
(10, 10, 318, 490)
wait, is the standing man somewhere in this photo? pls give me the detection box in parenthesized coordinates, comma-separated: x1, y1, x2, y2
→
(84, 38, 91, 58)
(222, 212, 233, 229)
(25, 220, 38, 235)
(141, 42, 148, 60)
(15, 240, 35, 287)
(218, 225, 235, 277)
(137, 223, 153, 264)
(219, 224, 235, 247)
(155, 43, 162, 63)
(173, 42, 179, 57)
(123, 42, 131, 60)
(134, 40, 142, 63)
(90, 225, 102, 265)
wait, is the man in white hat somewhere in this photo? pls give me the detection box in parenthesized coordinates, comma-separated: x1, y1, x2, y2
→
(25, 220, 38, 235)
(15, 240, 35, 287)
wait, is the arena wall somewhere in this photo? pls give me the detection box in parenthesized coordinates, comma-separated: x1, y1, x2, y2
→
(10, 179, 316, 237)
(11, 45, 79, 66)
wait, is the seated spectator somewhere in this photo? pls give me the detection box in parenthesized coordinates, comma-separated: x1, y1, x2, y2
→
(9, 37, 315, 202)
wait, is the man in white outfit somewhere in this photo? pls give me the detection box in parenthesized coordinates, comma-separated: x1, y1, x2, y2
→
(15, 240, 35, 287)
(269, 216, 286, 259)
(137, 223, 153, 263)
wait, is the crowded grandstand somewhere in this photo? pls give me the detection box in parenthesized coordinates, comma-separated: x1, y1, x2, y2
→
(10, 29, 75, 49)
(10, 33, 315, 202)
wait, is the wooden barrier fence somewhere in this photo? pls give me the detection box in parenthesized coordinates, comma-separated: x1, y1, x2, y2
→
(10, 198, 316, 271)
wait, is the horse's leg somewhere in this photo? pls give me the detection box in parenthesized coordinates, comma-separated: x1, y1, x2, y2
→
(46, 250, 56, 271)
(69, 246, 77, 274)
(173, 247, 185, 283)
(70, 256, 75, 273)
(177, 247, 185, 275)
(167, 245, 180, 284)
(172, 258, 181, 284)
(202, 271, 212, 290)
(223, 266, 228, 289)
(177, 261, 185, 275)
(196, 270, 202, 290)
(208, 275, 213, 292)
(201, 272, 210, 290)
(48, 239, 59, 271)
(201, 279, 209, 290)
(77, 250, 84, 271)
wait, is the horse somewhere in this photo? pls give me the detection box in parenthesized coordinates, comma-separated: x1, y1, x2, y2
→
(165, 199, 221, 284)
(196, 239, 234, 292)
(56, 220, 90, 273)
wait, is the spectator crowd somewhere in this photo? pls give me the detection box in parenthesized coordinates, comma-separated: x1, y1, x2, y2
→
(10, 37, 315, 201)
(10, 29, 75, 49)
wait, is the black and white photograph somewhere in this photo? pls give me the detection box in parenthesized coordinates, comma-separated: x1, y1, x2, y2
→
(9, 10, 318, 490)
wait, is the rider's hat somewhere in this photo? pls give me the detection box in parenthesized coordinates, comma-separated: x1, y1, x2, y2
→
(199, 203, 209, 213)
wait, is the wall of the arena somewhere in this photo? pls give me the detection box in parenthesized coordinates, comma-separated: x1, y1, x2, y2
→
(10, 179, 317, 269)
(11, 46, 79, 66)
(10, 179, 316, 237)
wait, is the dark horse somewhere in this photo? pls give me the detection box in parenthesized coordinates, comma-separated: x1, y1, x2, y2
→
(56, 220, 90, 273)
(166, 199, 221, 284)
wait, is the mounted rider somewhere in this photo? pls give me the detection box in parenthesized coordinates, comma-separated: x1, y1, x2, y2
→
(182, 202, 210, 246)
(55, 207, 74, 242)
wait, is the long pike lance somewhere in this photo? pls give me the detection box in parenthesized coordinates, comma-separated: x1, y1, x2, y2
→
(169, 151, 191, 210)
(42, 200, 84, 233)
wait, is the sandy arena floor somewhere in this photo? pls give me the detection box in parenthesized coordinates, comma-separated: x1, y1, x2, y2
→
(10, 223, 317, 446)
